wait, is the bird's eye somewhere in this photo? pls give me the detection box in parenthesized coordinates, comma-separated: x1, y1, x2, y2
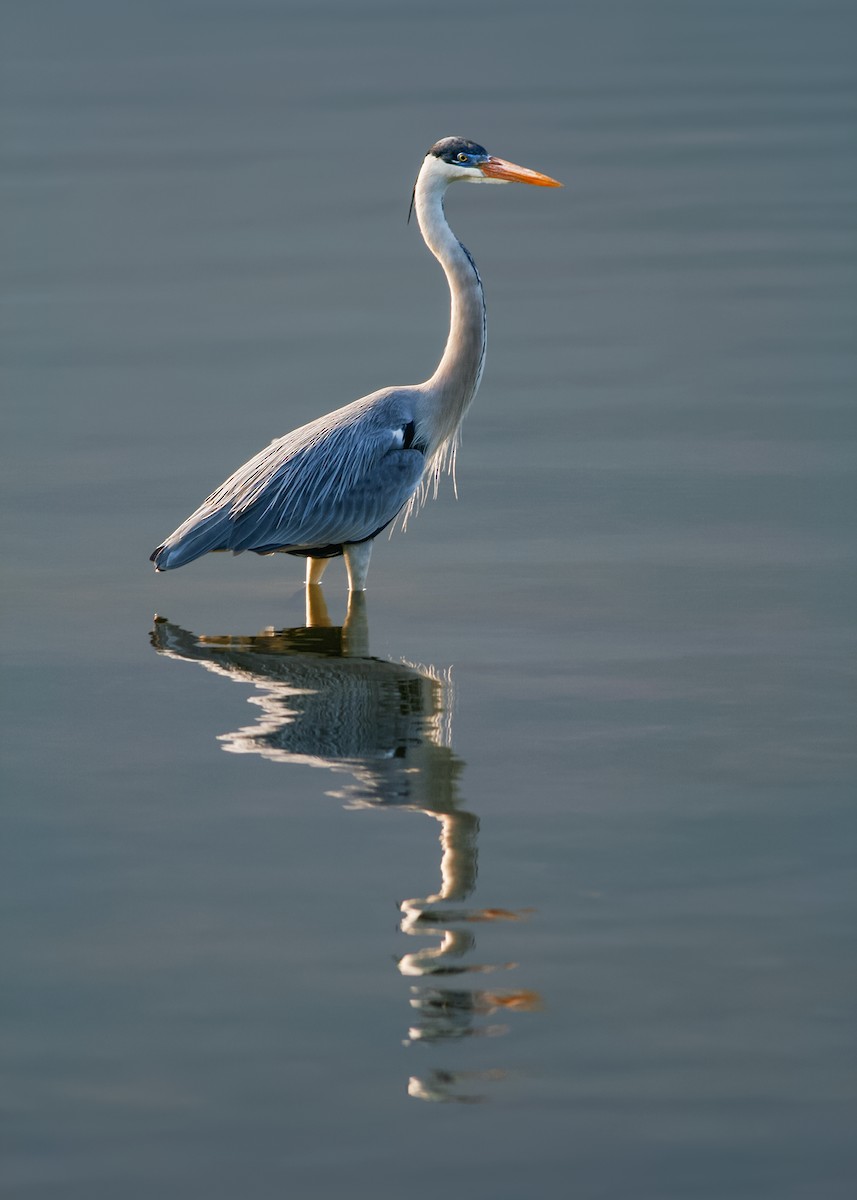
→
(457, 153, 468, 162)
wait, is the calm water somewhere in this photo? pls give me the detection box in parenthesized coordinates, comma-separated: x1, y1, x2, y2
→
(3, 1, 856, 1196)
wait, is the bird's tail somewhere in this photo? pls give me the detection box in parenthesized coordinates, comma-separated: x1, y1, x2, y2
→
(150, 508, 233, 571)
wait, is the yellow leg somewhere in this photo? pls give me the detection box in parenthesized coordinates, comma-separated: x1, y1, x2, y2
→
(306, 556, 329, 585)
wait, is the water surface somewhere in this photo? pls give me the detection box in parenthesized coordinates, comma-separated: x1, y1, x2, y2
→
(3, 2, 856, 1197)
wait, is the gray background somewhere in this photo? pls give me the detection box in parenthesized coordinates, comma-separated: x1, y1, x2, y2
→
(3, 1, 855, 1197)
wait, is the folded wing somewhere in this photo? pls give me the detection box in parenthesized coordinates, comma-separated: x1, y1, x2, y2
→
(151, 390, 427, 570)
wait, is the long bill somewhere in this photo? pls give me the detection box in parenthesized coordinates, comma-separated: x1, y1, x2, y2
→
(478, 157, 563, 187)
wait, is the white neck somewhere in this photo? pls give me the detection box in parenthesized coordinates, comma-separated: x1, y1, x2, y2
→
(413, 159, 487, 458)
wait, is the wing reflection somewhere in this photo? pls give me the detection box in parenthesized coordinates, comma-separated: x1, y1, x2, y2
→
(150, 592, 541, 1103)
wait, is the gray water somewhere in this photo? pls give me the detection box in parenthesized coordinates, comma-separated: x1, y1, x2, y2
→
(3, 1, 856, 1196)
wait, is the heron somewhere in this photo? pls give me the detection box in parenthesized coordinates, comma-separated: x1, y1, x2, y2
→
(150, 136, 562, 592)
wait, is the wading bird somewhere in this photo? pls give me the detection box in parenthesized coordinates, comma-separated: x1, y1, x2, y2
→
(150, 137, 561, 591)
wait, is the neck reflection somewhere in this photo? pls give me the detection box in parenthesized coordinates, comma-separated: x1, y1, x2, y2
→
(150, 594, 540, 1103)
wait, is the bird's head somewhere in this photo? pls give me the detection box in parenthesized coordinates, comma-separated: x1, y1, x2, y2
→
(425, 136, 563, 187)
(408, 136, 561, 222)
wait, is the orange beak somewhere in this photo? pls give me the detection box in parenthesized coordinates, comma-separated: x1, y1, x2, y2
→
(478, 156, 563, 187)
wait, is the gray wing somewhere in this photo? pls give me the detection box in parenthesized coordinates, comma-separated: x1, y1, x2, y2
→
(152, 389, 427, 569)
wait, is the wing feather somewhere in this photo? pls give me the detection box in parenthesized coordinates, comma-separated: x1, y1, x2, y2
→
(152, 389, 427, 570)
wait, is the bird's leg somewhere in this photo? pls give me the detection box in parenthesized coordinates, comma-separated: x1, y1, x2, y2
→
(342, 540, 373, 592)
(306, 556, 329, 586)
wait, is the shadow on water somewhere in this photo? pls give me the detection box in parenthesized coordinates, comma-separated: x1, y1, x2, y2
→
(150, 590, 541, 1104)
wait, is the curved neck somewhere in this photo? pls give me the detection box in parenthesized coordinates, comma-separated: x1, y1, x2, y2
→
(414, 171, 486, 452)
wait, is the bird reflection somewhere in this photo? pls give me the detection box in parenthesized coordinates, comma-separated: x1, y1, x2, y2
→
(150, 592, 540, 1102)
